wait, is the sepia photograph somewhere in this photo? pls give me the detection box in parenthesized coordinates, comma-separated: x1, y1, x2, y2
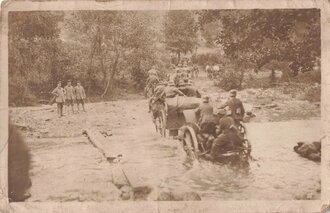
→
(1, 0, 329, 212)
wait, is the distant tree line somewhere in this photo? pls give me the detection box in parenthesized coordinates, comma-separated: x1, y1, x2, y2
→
(9, 9, 320, 105)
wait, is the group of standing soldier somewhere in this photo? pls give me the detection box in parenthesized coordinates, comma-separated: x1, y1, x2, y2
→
(51, 80, 86, 118)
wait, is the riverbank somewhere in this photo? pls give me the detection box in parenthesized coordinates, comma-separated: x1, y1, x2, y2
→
(9, 71, 321, 202)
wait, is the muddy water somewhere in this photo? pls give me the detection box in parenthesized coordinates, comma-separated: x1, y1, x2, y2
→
(106, 119, 321, 200)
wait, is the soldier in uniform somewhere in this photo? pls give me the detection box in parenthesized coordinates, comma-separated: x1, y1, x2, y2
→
(178, 80, 187, 94)
(51, 81, 66, 118)
(145, 75, 159, 97)
(195, 96, 216, 135)
(173, 69, 182, 87)
(159, 80, 185, 98)
(205, 109, 242, 161)
(219, 89, 245, 126)
(148, 81, 167, 112)
(148, 65, 158, 77)
(64, 80, 75, 114)
(75, 81, 86, 112)
(184, 79, 201, 98)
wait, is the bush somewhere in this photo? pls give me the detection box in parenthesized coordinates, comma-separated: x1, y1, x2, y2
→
(303, 84, 321, 102)
(214, 67, 242, 91)
(191, 51, 229, 67)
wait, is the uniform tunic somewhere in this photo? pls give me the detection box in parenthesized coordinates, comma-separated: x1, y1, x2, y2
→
(65, 85, 75, 100)
(75, 85, 86, 100)
(195, 102, 215, 125)
(223, 97, 245, 121)
(161, 86, 183, 98)
(184, 86, 201, 98)
(51, 87, 65, 103)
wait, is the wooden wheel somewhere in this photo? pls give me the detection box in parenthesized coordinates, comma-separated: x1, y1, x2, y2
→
(159, 109, 167, 137)
(240, 139, 251, 158)
(182, 130, 198, 161)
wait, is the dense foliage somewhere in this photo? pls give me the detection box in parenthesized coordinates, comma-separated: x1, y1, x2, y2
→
(9, 11, 172, 105)
(164, 11, 198, 63)
(198, 9, 320, 75)
(9, 9, 320, 105)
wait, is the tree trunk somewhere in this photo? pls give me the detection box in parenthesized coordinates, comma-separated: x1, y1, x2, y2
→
(270, 69, 276, 86)
(101, 58, 118, 98)
(101, 31, 120, 98)
(87, 32, 99, 94)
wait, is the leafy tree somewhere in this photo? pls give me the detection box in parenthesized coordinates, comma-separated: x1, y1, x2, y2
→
(65, 11, 163, 97)
(198, 9, 320, 77)
(164, 11, 197, 63)
(9, 11, 64, 105)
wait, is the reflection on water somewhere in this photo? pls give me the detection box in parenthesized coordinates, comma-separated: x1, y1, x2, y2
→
(108, 119, 321, 200)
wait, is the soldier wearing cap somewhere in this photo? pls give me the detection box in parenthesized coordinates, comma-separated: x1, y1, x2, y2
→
(194, 96, 216, 135)
(178, 80, 187, 94)
(51, 81, 66, 118)
(219, 89, 245, 126)
(159, 80, 185, 99)
(154, 81, 167, 96)
(205, 108, 243, 161)
(64, 80, 75, 114)
(149, 81, 167, 112)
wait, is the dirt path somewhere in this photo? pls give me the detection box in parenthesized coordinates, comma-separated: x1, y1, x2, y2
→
(10, 99, 151, 202)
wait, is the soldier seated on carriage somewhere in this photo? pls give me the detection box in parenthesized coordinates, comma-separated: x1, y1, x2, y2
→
(194, 96, 217, 149)
(218, 89, 245, 128)
(183, 79, 201, 98)
(159, 80, 185, 99)
(203, 109, 244, 160)
(193, 97, 246, 160)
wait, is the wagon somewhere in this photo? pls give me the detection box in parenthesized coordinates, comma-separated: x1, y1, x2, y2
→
(151, 96, 201, 137)
(178, 109, 252, 163)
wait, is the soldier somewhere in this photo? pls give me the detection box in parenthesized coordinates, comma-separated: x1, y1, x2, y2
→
(148, 65, 158, 77)
(205, 109, 242, 161)
(195, 96, 216, 134)
(184, 79, 201, 98)
(219, 89, 245, 126)
(145, 75, 159, 97)
(154, 81, 167, 96)
(148, 81, 167, 112)
(178, 80, 187, 94)
(159, 80, 185, 98)
(64, 80, 75, 114)
(75, 81, 86, 112)
(51, 81, 66, 118)
(173, 69, 182, 87)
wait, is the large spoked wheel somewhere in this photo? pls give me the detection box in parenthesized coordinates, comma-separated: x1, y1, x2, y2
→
(238, 122, 247, 139)
(182, 130, 198, 161)
(240, 139, 252, 159)
(160, 110, 167, 137)
(159, 110, 167, 137)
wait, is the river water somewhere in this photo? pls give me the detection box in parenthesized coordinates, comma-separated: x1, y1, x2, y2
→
(106, 119, 321, 200)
